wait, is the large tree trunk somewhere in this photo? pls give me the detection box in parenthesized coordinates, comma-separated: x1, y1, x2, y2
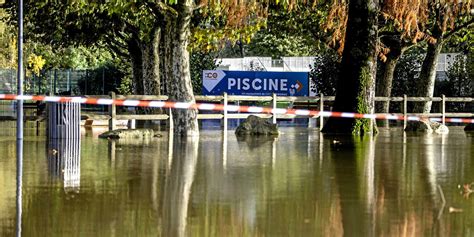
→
(375, 37, 405, 128)
(142, 28, 161, 95)
(321, 0, 379, 135)
(127, 29, 161, 96)
(413, 29, 444, 114)
(163, 0, 199, 136)
(128, 39, 144, 95)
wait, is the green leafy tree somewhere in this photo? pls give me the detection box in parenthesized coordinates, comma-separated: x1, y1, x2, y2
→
(317, 0, 472, 135)
(412, 1, 473, 113)
(308, 48, 340, 96)
(30, 44, 114, 70)
(190, 51, 219, 94)
(245, 5, 327, 58)
(0, 8, 16, 69)
(436, 53, 473, 112)
(390, 48, 424, 98)
(2, 0, 163, 95)
(218, 4, 328, 58)
(246, 33, 315, 58)
(3, 0, 265, 136)
(321, 0, 379, 135)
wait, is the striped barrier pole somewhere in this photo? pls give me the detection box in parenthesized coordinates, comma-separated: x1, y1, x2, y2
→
(1, 94, 473, 124)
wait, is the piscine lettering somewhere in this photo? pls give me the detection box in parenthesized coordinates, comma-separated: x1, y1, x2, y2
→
(228, 78, 288, 91)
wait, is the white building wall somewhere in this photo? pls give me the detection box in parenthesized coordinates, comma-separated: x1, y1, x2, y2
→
(217, 53, 459, 73)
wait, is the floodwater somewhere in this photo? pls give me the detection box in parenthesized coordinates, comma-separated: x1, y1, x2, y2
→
(0, 124, 473, 236)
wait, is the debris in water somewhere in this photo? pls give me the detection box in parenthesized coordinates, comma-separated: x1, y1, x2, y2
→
(449, 207, 463, 213)
(459, 182, 473, 199)
(48, 149, 58, 156)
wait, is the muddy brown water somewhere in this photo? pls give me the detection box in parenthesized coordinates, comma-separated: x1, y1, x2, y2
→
(0, 125, 473, 236)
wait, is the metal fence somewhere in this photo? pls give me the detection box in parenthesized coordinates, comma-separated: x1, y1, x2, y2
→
(0, 68, 114, 95)
(218, 57, 315, 72)
(47, 101, 81, 139)
(47, 138, 81, 189)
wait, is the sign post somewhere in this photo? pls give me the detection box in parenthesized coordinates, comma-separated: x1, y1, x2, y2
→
(16, 0, 24, 236)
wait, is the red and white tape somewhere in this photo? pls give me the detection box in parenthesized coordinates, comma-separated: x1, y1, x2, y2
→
(1, 94, 473, 124)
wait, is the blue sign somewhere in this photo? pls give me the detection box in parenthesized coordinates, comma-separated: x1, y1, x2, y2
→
(202, 70, 309, 96)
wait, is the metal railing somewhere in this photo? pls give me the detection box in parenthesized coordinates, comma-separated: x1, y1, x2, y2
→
(0, 93, 472, 130)
(99, 93, 473, 130)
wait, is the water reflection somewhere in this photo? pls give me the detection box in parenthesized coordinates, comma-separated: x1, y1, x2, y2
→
(0, 126, 473, 236)
(47, 139, 81, 191)
(162, 137, 199, 237)
(372, 131, 461, 236)
(328, 136, 375, 236)
(222, 131, 228, 169)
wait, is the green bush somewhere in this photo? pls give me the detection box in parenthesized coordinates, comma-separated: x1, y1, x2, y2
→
(190, 51, 219, 95)
(308, 49, 340, 96)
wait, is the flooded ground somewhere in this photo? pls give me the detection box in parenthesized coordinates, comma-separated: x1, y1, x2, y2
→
(0, 124, 473, 236)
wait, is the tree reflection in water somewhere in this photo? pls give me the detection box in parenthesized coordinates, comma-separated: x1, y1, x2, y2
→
(0, 127, 472, 236)
(162, 137, 199, 237)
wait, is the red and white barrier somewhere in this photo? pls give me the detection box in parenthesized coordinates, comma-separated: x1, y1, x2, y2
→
(1, 94, 473, 124)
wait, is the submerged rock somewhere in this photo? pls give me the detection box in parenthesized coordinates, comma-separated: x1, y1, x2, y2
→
(405, 120, 433, 133)
(235, 115, 279, 136)
(431, 122, 449, 134)
(405, 120, 449, 134)
(99, 128, 162, 139)
(465, 123, 474, 132)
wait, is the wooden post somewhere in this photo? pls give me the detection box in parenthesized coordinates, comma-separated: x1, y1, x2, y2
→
(319, 93, 324, 129)
(127, 119, 136, 129)
(108, 92, 116, 131)
(403, 94, 407, 130)
(168, 107, 174, 132)
(441, 94, 446, 125)
(272, 93, 277, 124)
(223, 92, 228, 131)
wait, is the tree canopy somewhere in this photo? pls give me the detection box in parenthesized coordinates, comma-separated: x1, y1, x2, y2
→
(1, 0, 472, 135)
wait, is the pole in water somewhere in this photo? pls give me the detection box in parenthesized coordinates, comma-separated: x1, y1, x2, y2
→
(16, 0, 24, 236)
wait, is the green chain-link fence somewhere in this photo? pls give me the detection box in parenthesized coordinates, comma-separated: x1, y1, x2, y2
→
(0, 68, 121, 95)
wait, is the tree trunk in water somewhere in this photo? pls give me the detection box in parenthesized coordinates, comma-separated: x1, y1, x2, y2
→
(163, 0, 199, 136)
(375, 40, 405, 128)
(413, 36, 443, 114)
(321, 0, 379, 135)
(142, 28, 161, 95)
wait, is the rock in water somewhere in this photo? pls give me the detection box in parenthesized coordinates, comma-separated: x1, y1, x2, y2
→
(235, 115, 279, 136)
(99, 129, 161, 139)
(405, 120, 449, 134)
(430, 122, 449, 134)
(405, 120, 433, 133)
